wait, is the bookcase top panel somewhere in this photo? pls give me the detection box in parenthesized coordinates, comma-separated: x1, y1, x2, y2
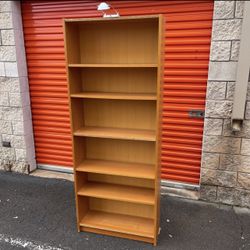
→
(64, 14, 161, 23)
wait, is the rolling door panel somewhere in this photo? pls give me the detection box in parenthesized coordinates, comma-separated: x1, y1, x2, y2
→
(21, 0, 213, 184)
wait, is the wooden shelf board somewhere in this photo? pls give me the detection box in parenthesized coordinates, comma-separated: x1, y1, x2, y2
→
(80, 211, 154, 238)
(71, 92, 157, 100)
(74, 127, 156, 141)
(77, 182, 155, 205)
(68, 63, 158, 68)
(76, 159, 155, 179)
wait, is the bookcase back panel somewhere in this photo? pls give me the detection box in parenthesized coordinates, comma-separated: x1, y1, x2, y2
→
(76, 171, 88, 189)
(84, 99, 156, 130)
(81, 68, 157, 94)
(88, 173, 154, 188)
(89, 198, 154, 219)
(64, 23, 80, 64)
(86, 138, 155, 164)
(68, 68, 81, 93)
(73, 137, 86, 165)
(71, 100, 85, 131)
(78, 19, 158, 64)
(78, 196, 89, 221)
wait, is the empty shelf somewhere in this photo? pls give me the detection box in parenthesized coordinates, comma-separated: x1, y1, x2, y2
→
(80, 211, 154, 238)
(68, 63, 158, 68)
(74, 127, 156, 141)
(77, 182, 155, 205)
(76, 160, 155, 179)
(70, 92, 157, 100)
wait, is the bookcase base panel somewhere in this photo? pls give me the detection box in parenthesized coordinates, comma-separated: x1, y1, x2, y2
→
(80, 226, 154, 244)
(79, 210, 155, 244)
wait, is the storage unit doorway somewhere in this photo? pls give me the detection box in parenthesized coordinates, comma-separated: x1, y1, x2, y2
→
(21, 1, 214, 186)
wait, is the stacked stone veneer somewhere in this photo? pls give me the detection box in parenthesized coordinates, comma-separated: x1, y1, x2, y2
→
(200, 1, 250, 207)
(0, 1, 36, 173)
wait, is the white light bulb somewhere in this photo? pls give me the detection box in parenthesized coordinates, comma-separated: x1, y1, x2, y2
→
(97, 2, 110, 11)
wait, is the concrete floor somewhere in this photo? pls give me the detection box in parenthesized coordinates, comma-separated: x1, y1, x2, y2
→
(0, 171, 249, 250)
(31, 169, 74, 181)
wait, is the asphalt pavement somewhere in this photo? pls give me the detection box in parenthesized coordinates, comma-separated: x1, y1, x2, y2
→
(0, 171, 249, 250)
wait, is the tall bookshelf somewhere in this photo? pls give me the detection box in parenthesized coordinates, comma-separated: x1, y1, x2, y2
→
(64, 15, 163, 245)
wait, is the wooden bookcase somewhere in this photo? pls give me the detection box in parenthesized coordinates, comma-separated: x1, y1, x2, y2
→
(64, 15, 163, 245)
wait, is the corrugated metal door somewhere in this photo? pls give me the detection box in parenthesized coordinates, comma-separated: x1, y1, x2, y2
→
(22, 0, 213, 184)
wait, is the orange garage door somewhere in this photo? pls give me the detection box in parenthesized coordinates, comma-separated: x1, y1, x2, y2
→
(21, 0, 213, 185)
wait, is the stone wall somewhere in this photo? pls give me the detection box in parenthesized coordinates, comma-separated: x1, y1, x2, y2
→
(0, 1, 36, 173)
(200, 1, 250, 207)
